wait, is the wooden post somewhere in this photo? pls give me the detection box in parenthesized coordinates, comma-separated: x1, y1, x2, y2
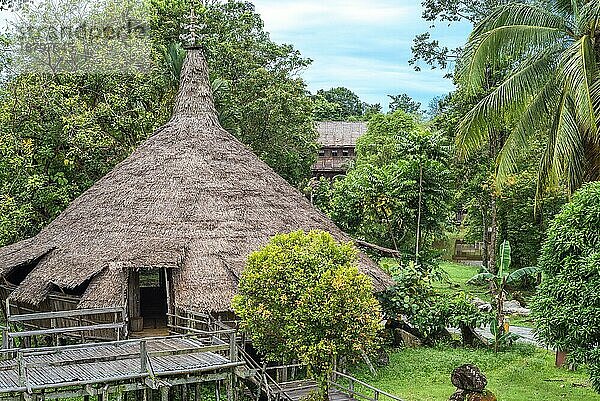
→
(182, 384, 188, 401)
(195, 383, 201, 401)
(1, 328, 7, 349)
(229, 332, 237, 362)
(17, 350, 25, 387)
(140, 340, 148, 373)
(122, 307, 129, 339)
(215, 381, 221, 401)
(226, 374, 234, 401)
(160, 387, 169, 401)
(49, 317, 57, 346)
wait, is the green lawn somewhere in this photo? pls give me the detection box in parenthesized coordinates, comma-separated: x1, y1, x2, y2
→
(353, 345, 600, 401)
(434, 261, 490, 302)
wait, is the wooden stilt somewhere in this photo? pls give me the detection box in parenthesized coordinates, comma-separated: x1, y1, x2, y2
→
(182, 383, 189, 401)
(215, 381, 221, 401)
(195, 383, 201, 401)
(226, 373, 233, 401)
(160, 387, 169, 401)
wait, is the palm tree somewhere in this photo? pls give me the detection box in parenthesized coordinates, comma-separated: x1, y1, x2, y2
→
(456, 0, 600, 196)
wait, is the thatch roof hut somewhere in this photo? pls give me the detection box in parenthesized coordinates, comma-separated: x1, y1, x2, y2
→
(0, 49, 392, 325)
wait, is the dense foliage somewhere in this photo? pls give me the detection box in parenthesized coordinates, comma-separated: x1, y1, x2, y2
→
(379, 261, 490, 345)
(326, 111, 453, 264)
(388, 93, 422, 114)
(532, 182, 600, 391)
(232, 230, 381, 397)
(311, 87, 381, 121)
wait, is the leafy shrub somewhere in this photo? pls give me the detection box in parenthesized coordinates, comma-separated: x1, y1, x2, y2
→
(379, 262, 490, 345)
(232, 230, 381, 398)
(532, 182, 600, 391)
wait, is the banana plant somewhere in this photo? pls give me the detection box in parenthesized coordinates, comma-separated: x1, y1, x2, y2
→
(467, 240, 539, 351)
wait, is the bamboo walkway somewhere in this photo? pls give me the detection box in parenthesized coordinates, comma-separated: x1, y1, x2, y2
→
(274, 381, 352, 401)
(0, 335, 243, 398)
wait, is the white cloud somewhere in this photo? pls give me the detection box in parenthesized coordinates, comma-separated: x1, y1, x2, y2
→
(254, 0, 418, 32)
(250, 0, 468, 107)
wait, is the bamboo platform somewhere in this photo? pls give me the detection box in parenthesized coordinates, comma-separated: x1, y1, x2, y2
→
(275, 381, 351, 401)
(0, 335, 243, 399)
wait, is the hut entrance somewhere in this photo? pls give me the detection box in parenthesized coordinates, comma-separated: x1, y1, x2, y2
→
(128, 268, 171, 332)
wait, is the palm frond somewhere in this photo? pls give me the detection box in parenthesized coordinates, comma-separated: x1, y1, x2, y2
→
(467, 272, 495, 285)
(554, 96, 585, 193)
(456, 50, 558, 159)
(576, 0, 600, 34)
(459, 25, 566, 92)
(537, 89, 571, 197)
(472, 2, 568, 37)
(559, 36, 598, 141)
(496, 77, 562, 186)
(506, 266, 540, 285)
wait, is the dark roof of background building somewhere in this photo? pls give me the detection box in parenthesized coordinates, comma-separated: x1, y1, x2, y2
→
(316, 121, 368, 147)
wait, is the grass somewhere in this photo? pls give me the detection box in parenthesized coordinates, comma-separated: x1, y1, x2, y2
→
(434, 261, 490, 302)
(353, 345, 600, 401)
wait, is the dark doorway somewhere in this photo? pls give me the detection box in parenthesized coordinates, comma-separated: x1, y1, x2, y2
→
(140, 269, 168, 329)
(128, 268, 170, 332)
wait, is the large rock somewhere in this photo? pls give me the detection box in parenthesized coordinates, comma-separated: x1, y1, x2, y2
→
(472, 297, 492, 313)
(503, 300, 531, 316)
(466, 390, 497, 401)
(449, 365, 497, 401)
(451, 365, 487, 391)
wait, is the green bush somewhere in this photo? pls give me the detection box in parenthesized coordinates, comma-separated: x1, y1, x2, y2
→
(379, 262, 490, 344)
(532, 182, 600, 391)
(232, 230, 381, 397)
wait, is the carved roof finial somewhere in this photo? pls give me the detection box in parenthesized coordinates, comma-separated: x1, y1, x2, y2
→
(180, 1, 205, 49)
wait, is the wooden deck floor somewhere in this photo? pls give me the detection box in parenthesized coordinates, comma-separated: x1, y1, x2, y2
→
(276, 381, 352, 401)
(0, 336, 235, 394)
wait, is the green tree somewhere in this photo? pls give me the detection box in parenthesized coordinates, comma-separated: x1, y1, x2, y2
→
(232, 230, 381, 400)
(456, 0, 600, 195)
(330, 111, 452, 265)
(0, 72, 171, 246)
(410, 0, 510, 73)
(316, 87, 365, 119)
(312, 94, 343, 121)
(388, 93, 422, 114)
(532, 182, 600, 391)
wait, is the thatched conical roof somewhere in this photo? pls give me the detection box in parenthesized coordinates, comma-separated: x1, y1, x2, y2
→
(0, 50, 392, 312)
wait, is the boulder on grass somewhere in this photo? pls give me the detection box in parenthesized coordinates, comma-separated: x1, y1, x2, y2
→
(449, 364, 496, 401)
(503, 300, 531, 316)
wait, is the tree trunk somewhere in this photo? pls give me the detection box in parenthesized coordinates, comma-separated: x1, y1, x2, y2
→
(489, 194, 498, 274)
(415, 161, 423, 264)
(479, 201, 489, 271)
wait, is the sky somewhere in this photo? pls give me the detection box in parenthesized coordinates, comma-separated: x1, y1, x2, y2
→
(252, 0, 472, 111)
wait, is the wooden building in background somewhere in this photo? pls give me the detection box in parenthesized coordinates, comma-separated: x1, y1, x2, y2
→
(312, 121, 367, 178)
